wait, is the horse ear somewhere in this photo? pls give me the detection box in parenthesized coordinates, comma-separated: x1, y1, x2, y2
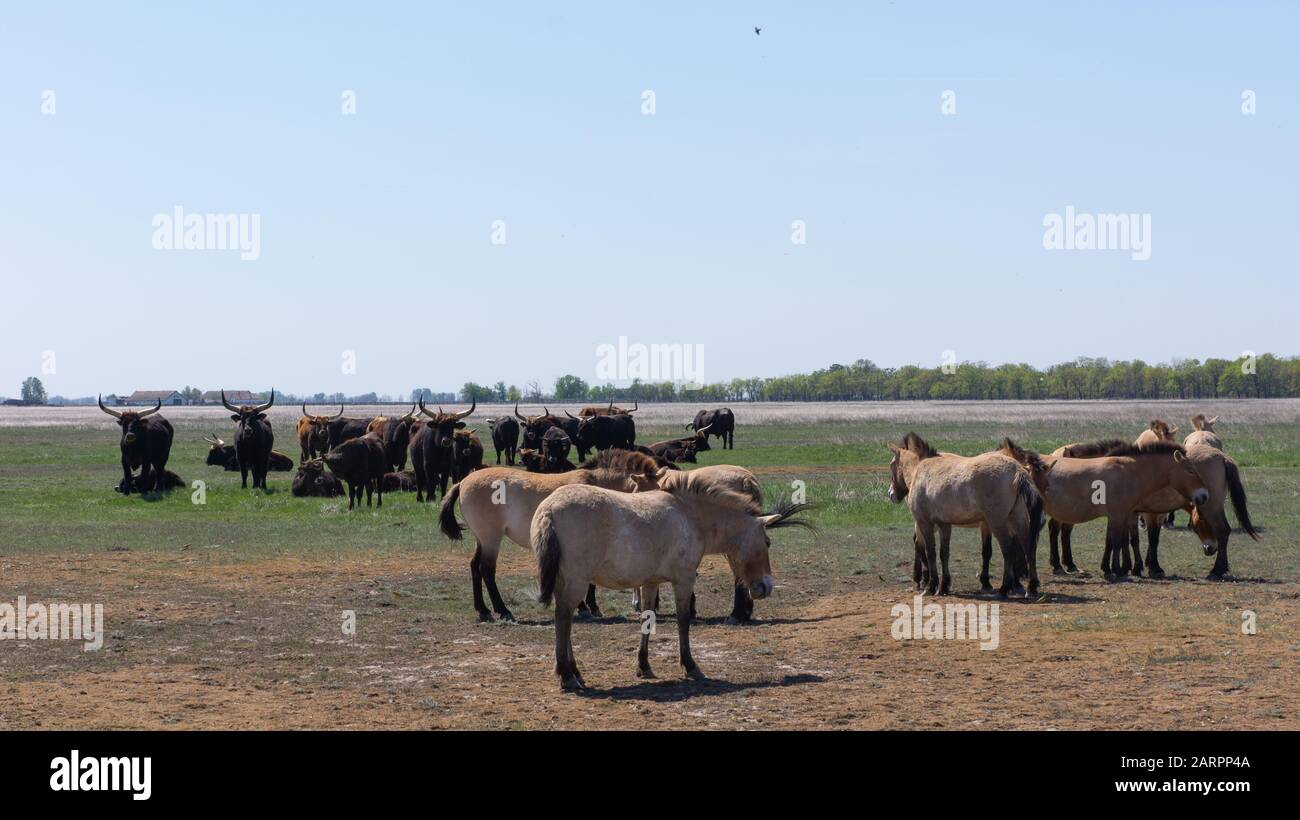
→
(1169, 425, 1179, 435)
(1209, 416, 1219, 425)
(1174, 449, 1187, 462)
(887, 443, 900, 455)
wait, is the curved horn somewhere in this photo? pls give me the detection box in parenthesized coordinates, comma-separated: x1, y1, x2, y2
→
(331, 404, 345, 420)
(221, 389, 240, 413)
(627, 401, 638, 414)
(696, 423, 712, 435)
(514, 402, 528, 422)
(97, 394, 123, 419)
(135, 398, 162, 418)
(684, 422, 695, 430)
(453, 399, 476, 420)
(302, 402, 310, 418)
(203, 433, 218, 445)
(252, 389, 274, 414)
(565, 410, 578, 420)
(401, 403, 416, 422)
(418, 396, 437, 419)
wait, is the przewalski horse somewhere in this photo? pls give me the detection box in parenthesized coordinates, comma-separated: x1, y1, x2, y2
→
(297, 404, 342, 462)
(1184, 445, 1258, 579)
(533, 473, 812, 690)
(203, 434, 293, 472)
(1006, 439, 1215, 580)
(438, 449, 661, 622)
(409, 398, 475, 502)
(1137, 419, 1181, 529)
(324, 432, 387, 510)
(887, 432, 1043, 598)
(1184, 413, 1223, 451)
(98, 396, 175, 494)
(573, 411, 636, 453)
(366, 405, 416, 471)
(450, 428, 485, 482)
(222, 389, 276, 490)
(291, 458, 344, 497)
(485, 416, 519, 465)
(688, 408, 734, 449)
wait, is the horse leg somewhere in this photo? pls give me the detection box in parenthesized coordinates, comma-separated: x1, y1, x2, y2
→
(1208, 510, 1232, 580)
(1164, 510, 1177, 529)
(478, 540, 514, 621)
(1145, 516, 1165, 578)
(729, 579, 753, 624)
(1019, 516, 1040, 597)
(554, 605, 583, 691)
(937, 524, 953, 595)
(979, 525, 993, 591)
(584, 584, 601, 618)
(989, 526, 1018, 599)
(1104, 520, 1126, 581)
(911, 529, 926, 591)
(674, 582, 705, 680)
(1060, 523, 1078, 573)
(918, 522, 939, 596)
(635, 583, 657, 678)
(1126, 518, 1142, 577)
(469, 543, 492, 622)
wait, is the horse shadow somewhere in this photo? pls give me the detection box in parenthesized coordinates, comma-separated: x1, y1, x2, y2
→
(946, 589, 1096, 606)
(576, 672, 824, 703)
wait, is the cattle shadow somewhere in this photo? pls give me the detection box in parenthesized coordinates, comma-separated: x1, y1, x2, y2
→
(945, 589, 1096, 606)
(575, 672, 824, 703)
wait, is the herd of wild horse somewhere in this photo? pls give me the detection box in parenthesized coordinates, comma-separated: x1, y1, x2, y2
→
(97, 394, 1255, 689)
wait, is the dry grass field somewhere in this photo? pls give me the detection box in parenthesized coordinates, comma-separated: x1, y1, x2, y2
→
(2, 400, 1298, 729)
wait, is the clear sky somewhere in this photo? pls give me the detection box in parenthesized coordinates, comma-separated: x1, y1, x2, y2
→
(2, 1, 1296, 397)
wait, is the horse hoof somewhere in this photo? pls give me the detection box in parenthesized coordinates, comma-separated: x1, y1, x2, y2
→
(1065, 565, 1079, 574)
(560, 676, 584, 692)
(587, 608, 603, 619)
(1206, 571, 1230, 582)
(684, 667, 708, 682)
(1148, 569, 1165, 580)
(476, 611, 494, 623)
(497, 611, 516, 623)
(979, 584, 993, 592)
(636, 668, 656, 680)
(1051, 566, 1066, 576)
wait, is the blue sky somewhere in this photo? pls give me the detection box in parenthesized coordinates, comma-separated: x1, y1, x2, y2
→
(2, 1, 1296, 397)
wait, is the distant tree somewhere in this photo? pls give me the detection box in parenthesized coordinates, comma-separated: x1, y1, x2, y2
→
(506, 384, 522, 402)
(411, 387, 433, 403)
(180, 386, 202, 403)
(525, 380, 543, 401)
(460, 382, 495, 402)
(553, 374, 590, 400)
(21, 377, 47, 404)
(493, 381, 507, 402)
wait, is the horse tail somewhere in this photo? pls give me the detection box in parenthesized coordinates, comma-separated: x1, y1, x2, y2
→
(535, 509, 562, 605)
(438, 482, 464, 540)
(1223, 458, 1260, 541)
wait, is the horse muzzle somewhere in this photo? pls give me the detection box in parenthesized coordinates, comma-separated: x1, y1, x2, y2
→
(749, 575, 774, 600)
(1202, 542, 1217, 556)
(1192, 488, 1209, 506)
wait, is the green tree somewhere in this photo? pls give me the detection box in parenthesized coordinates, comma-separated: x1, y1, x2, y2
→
(506, 385, 522, 402)
(21, 377, 47, 404)
(553, 374, 590, 400)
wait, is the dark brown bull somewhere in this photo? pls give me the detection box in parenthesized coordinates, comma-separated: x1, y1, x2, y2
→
(326, 408, 376, 450)
(222, 389, 276, 489)
(297, 404, 342, 462)
(451, 429, 485, 483)
(98, 396, 175, 494)
(409, 398, 475, 502)
(291, 458, 344, 497)
(578, 400, 638, 417)
(688, 408, 734, 449)
(323, 432, 387, 509)
(367, 405, 417, 471)
(379, 470, 419, 492)
(203, 434, 293, 471)
(486, 416, 520, 465)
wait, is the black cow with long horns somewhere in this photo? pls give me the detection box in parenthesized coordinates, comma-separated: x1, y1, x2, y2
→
(222, 389, 276, 490)
(409, 397, 475, 502)
(98, 395, 175, 494)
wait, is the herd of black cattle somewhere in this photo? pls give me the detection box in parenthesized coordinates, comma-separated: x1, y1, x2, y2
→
(98, 391, 737, 509)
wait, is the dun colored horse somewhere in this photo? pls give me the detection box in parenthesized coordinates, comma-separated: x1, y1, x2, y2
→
(887, 433, 1043, 598)
(533, 472, 812, 690)
(438, 449, 661, 621)
(1184, 414, 1223, 451)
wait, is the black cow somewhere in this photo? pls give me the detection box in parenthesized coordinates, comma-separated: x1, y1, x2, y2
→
(688, 408, 735, 449)
(326, 409, 376, 450)
(203, 434, 293, 471)
(520, 447, 575, 473)
(116, 469, 184, 494)
(409, 398, 475, 502)
(222, 389, 276, 489)
(541, 426, 574, 470)
(368, 406, 416, 471)
(291, 459, 344, 497)
(451, 429, 485, 482)
(323, 432, 387, 509)
(98, 396, 175, 494)
(574, 412, 636, 452)
(486, 416, 519, 465)
(646, 438, 698, 463)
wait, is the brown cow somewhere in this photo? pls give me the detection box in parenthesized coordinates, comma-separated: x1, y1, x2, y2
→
(297, 404, 343, 462)
(578, 400, 638, 417)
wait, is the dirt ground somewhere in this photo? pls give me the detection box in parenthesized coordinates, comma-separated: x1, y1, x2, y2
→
(3, 548, 1296, 730)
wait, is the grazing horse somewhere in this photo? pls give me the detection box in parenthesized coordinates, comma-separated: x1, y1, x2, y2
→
(438, 449, 662, 622)
(533, 474, 811, 690)
(1185, 446, 1259, 579)
(888, 433, 1043, 598)
(1184, 414, 1223, 451)
(1136, 420, 1181, 531)
(1006, 440, 1213, 580)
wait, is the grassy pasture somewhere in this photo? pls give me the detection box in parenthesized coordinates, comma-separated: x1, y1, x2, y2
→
(1, 401, 1298, 729)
